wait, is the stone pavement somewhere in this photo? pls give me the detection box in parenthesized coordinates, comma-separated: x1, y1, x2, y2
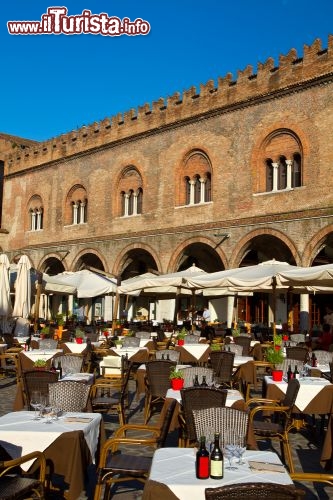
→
(0, 373, 333, 499)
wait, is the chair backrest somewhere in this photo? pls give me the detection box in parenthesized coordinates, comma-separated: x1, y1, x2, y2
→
(39, 338, 58, 350)
(135, 331, 151, 339)
(145, 360, 176, 397)
(281, 378, 300, 411)
(234, 336, 252, 356)
(290, 333, 306, 345)
(23, 369, 59, 405)
(192, 406, 249, 449)
(312, 350, 333, 364)
(180, 387, 228, 443)
(276, 358, 301, 374)
(215, 351, 235, 384)
(285, 346, 308, 362)
(179, 366, 214, 388)
(184, 335, 200, 344)
(156, 399, 177, 448)
(227, 344, 243, 356)
(204, 482, 305, 499)
(49, 380, 91, 412)
(54, 354, 83, 375)
(155, 349, 180, 362)
(122, 336, 141, 347)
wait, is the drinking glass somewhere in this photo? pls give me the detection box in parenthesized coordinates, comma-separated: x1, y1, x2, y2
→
(43, 396, 53, 424)
(223, 444, 238, 470)
(30, 390, 41, 420)
(235, 435, 247, 465)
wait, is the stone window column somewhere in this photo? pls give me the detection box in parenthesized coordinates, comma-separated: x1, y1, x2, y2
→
(124, 193, 130, 216)
(272, 162, 279, 191)
(80, 201, 86, 223)
(189, 179, 196, 205)
(36, 210, 42, 230)
(132, 192, 138, 216)
(286, 159, 293, 189)
(31, 211, 36, 231)
(199, 177, 206, 203)
(73, 202, 79, 224)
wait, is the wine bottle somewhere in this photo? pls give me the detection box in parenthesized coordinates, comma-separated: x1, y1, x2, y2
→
(210, 432, 223, 479)
(195, 436, 210, 479)
(56, 360, 62, 379)
(200, 375, 208, 387)
(287, 364, 293, 381)
(193, 374, 200, 386)
(293, 365, 300, 380)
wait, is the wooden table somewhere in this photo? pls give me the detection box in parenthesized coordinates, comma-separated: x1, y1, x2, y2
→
(142, 448, 295, 500)
(0, 411, 104, 500)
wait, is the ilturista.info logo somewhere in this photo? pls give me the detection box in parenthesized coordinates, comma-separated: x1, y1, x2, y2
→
(7, 7, 151, 36)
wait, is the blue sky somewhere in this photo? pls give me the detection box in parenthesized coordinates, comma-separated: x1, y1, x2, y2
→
(2, 0, 333, 142)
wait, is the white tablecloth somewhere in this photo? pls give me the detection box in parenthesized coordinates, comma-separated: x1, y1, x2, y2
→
(21, 349, 63, 362)
(181, 345, 210, 360)
(147, 448, 293, 500)
(110, 346, 148, 360)
(166, 388, 243, 407)
(64, 342, 87, 353)
(233, 355, 253, 367)
(0, 411, 101, 470)
(265, 376, 332, 411)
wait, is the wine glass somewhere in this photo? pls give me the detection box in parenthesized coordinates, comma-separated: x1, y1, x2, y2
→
(43, 395, 53, 424)
(38, 394, 47, 419)
(223, 444, 238, 470)
(235, 435, 247, 465)
(30, 390, 41, 420)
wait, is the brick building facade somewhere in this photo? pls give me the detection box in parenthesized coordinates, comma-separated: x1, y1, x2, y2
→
(1, 36, 333, 327)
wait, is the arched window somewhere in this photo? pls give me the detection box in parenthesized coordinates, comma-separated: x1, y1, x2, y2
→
(27, 196, 43, 232)
(260, 131, 303, 193)
(118, 166, 143, 217)
(66, 185, 88, 225)
(181, 151, 212, 206)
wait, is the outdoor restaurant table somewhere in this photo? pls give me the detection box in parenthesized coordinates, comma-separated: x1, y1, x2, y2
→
(0, 410, 104, 500)
(175, 344, 210, 365)
(163, 388, 257, 447)
(264, 375, 333, 468)
(109, 346, 149, 363)
(19, 349, 63, 371)
(142, 448, 294, 500)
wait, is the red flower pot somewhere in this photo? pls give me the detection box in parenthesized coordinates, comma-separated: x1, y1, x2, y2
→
(76, 338, 83, 344)
(171, 378, 184, 390)
(178, 339, 185, 346)
(272, 369, 283, 382)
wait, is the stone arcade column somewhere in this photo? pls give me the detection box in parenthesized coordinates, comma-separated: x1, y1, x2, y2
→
(299, 294, 310, 333)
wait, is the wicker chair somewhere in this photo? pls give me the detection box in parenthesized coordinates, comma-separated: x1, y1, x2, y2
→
(312, 350, 333, 364)
(135, 331, 151, 339)
(210, 351, 235, 388)
(53, 354, 83, 375)
(178, 366, 214, 388)
(234, 336, 252, 356)
(48, 380, 91, 412)
(290, 333, 306, 345)
(0, 353, 20, 383)
(144, 360, 176, 423)
(122, 336, 141, 348)
(94, 399, 177, 500)
(179, 386, 228, 447)
(285, 346, 308, 362)
(204, 482, 305, 499)
(184, 335, 200, 344)
(0, 447, 46, 500)
(155, 349, 180, 362)
(228, 344, 243, 356)
(192, 406, 249, 449)
(22, 369, 59, 407)
(38, 338, 58, 350)
(90, 361, 133, 425)
(246, 378, 300, 472)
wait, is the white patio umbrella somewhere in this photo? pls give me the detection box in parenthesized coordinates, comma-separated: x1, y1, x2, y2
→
(12, 255, 32, 319)
(46, 269, 117, 298)
(0, 254, 12, 331)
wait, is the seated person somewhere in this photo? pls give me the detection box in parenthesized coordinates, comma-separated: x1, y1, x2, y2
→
(313, 323, 333, 351)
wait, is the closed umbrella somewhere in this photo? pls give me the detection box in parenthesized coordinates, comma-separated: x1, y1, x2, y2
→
(0, 254, 12, 332)
(12, 255, 32, 319)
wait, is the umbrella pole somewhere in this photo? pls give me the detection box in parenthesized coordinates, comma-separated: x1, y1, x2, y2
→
(112, 292, 120, 336)
(272, 279, 277, 341)
(34, 273, 43, 333)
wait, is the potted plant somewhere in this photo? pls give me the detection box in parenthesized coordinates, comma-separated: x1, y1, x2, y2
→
(273, 333, 283, 350)
(114, 339, 123, 350)
(266, 347, 284, 381)
(33, 359, 47, 370)
(75, 328, 85, 344)
(40, 325, 51, 339)
(177, 327, 187, 346)
(169, 367, 184, 390)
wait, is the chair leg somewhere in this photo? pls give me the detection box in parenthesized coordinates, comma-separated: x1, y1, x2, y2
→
(282, 435, 295, 473)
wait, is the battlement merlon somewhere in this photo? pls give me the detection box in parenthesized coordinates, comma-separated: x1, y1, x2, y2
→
(4, 35, 333, 175)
